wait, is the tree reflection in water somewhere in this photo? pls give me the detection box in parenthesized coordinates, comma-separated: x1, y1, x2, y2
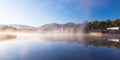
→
(39, 35, 120, 49)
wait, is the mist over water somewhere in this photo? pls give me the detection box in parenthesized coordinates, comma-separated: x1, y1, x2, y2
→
(0, 34, 120, 60)
(0, 0, 119, 60)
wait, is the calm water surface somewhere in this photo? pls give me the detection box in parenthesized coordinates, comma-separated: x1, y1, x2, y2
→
(0, 36, 120, 60)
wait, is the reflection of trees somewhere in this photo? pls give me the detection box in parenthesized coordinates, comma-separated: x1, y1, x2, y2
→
(40, 35, 120, 49)
(83, 36, 120, 49)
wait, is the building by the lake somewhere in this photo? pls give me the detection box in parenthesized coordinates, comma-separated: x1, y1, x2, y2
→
(107, 27, 120, 33)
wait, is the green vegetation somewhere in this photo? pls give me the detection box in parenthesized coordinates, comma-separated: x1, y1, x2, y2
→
(85, 18, 120, 32)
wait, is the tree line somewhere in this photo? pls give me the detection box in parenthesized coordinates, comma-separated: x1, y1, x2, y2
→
(84, 18, 120, 32)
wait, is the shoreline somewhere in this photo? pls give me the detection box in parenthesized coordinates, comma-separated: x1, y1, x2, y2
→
(0, 31, 120, 40)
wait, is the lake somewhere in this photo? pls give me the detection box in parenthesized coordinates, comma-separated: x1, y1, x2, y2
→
(0, 36, 120, 60)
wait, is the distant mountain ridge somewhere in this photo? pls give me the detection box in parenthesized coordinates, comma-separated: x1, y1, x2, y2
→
(7, 24, 35, 29)
(0, 23, 85, 34)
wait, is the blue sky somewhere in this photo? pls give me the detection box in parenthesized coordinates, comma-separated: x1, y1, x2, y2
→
(0, 0, 120, 26)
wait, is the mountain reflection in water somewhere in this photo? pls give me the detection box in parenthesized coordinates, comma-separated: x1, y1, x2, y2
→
(0, 35, 120, 60)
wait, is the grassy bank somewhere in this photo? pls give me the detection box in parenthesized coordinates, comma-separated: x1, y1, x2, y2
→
(0, 34, 17, 40)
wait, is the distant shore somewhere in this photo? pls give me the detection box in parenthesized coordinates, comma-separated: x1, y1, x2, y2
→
(0, 31, 120, 40)
(89, 32, 120, 37)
